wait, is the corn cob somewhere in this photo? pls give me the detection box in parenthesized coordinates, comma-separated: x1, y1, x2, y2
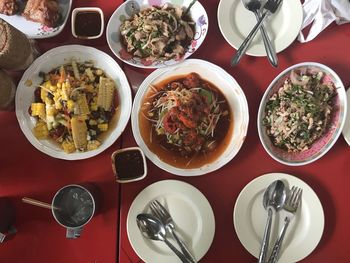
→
(98, 123, 108, 132)
(33, 121, 49, 139)
(67, 100, 75, 112)
(74, 93, 90, 115)
(71, 116, 88, 151)
(72, 60, 80, 80)
(62, 140, 76, 153)
(87, 140, 101, 151)
(85, 68, 95, 82)
(40, 88, 48, 101)
(97, 77, 115, 111)
(31, 103, 46, 120)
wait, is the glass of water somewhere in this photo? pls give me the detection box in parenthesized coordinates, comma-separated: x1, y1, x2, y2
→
(52, 184, 100, 239)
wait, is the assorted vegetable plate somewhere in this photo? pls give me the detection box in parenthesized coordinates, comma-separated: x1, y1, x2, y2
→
(16, 45, 132, 160)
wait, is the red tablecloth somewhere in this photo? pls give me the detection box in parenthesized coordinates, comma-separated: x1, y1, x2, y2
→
(0, 0, 349, 263)
(118, 1, 350, 263)
(0, 1, 124, 262)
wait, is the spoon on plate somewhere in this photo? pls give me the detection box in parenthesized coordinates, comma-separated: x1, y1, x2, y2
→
(136, 213, 190, 263)
(258, 180, 287, 263)
(241, 0, 278, 67)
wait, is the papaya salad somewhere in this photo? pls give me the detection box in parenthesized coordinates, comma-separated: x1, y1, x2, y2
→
(143, 73, 231, 159)
(263, 69, 336, 152)
(29, 60, 117, 153)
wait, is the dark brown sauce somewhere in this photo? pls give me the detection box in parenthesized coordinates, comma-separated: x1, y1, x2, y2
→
(139, 74, 234, 169)
(114, 150, 145, 179)
(75, 11, 102, 37)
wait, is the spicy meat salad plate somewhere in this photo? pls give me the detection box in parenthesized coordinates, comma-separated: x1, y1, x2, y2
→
(218, 0, 302, 56)
(16, 45, 132, 160)
(127, 180, 215, 263)
(106, 0, 208, 68)
(0, 0, 72, 39)
(233, 173, 324, 263)
(131, 59, 249, 176)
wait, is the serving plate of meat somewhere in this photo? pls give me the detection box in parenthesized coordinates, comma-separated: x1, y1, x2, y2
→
(106, 0, 208, 68)
(131, 59, 249, 176)
(257, 62, 347, 166)
(0, 0, 72, 39)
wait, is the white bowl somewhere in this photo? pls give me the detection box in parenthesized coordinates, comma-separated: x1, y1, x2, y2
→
(106, 0, 208, 68)
(257, 62, 348, 166)
(131, 59, 249, 176)
(15, 45, 132, 160)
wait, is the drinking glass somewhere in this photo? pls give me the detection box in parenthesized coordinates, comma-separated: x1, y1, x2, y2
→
(52, 184, 100, 239)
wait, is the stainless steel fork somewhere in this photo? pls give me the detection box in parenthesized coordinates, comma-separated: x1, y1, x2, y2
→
(231, 0, 283, 66)
(150, 200, 196, 263)
(267, 186, 303, 263)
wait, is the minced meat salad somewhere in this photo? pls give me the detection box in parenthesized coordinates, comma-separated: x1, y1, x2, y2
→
(263, 69, 336, 152)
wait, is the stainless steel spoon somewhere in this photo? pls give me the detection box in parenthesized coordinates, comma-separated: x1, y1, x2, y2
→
(242, 0, 278, 67)
(136, 214, 190, 263)
(258, 180, 287, 263)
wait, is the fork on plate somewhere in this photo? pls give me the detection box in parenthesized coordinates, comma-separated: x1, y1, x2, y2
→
(150, 200, 196, 263)
(267, 186, 303, 263)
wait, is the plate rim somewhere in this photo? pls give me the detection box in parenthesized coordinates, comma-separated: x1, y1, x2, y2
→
(233, 172, 325, 263)
(126, 179, 215, 263)
(15, 44, 132, 160)
(217, 0, 303, 56)
(130, 58, 249, 176)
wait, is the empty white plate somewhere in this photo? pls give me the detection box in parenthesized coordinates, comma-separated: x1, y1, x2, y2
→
(218, 0, 303, 56)
(233, 173, 324, 263)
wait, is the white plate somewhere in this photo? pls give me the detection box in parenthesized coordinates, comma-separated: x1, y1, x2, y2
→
(218, 0, 303, 56)
(342, 88, 350, 146)
(127, 180, 215, 263)
(0, 0, 72, 39)
(106, 0, 208, 68)
(233, 173, 324, 263)
(15, 45, 132, 160)
(131, 59, 249, 176)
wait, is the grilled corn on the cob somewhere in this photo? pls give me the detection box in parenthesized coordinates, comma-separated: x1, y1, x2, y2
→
(97, 77, 115, 111)
(71, 116, 88, 151)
